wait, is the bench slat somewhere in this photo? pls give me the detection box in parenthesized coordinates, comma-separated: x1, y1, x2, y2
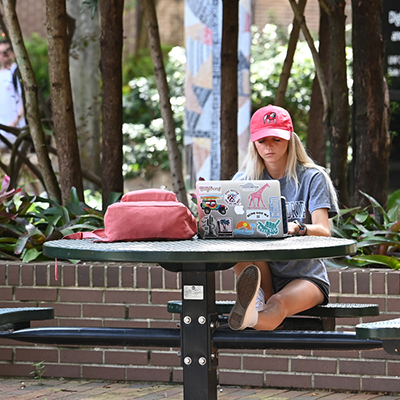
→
(167, 300, 379, 318)
(356, 318, 400, 339)
(0, 308, 54, 326)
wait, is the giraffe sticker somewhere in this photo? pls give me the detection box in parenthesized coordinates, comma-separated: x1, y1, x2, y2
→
(247, 183, 270, 209)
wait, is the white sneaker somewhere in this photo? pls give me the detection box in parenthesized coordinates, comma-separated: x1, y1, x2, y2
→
(255, 287, 266, 312)
(228, 265, 260, 330)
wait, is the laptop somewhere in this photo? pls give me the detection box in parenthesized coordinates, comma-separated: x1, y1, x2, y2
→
(196, 180, 288, 239)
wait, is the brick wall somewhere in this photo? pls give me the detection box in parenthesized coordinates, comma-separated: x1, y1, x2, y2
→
(0, 262, 399, 393)
(10, 0, 326, 48)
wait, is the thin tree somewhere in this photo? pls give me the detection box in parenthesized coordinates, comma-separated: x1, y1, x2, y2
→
(141, 0, 188, 206)
(67, 1, 102, 192)
(1, 0, 61, 202)
(275, 0, 307, 107)
(351, 0, 391, 209)
(306, 4, 330, 167)
(46, 0, 84, 203)
(320, 0, 350, 206)
(220, 0, 238, 180)
(99, 0, 124, 210)
(288, 0, 330, 126)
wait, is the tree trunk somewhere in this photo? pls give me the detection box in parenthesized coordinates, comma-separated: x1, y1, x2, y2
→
(307, 5, 329, 167)
(67, 1, 102, 191)
(99, 0, 124, 210)
(324, 0, 350, 207)
(351, 0, 391, 209)
(141, 0, 188, 206)
(2, 0, 61, 203)
(289, 0, 330, 125)
(220, 0, 238, 180)
(46, 0, 84, 204)
(275, 0, 307, 107)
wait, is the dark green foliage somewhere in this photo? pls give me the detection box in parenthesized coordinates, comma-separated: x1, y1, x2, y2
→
(333, 190, 400, 269)
(24, 34, 50, 100)
(0, 176, 104, 262)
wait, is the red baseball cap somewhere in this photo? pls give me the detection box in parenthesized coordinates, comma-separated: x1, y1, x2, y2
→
(250, 105, 293, 142)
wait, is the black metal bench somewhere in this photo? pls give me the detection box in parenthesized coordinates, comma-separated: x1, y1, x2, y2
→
(0, 307, 54, 331)
(167, 300, 380, 331)
(356, 318, 400, 355)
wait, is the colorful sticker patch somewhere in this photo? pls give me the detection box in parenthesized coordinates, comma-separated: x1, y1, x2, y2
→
(234, 221, 255, 235)
(199, 196, 228, 215)
(197, 184, 222, 195)
(217, 217, 233, 237)
(247, 182, 271, 209)
(256, 219, 281, 237)
(224, 189, 241, 205)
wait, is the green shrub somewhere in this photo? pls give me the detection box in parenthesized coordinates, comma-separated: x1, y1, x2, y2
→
(24, 33, 50, 100)
(0, 176, 104, 262)
(333, 190, 400, 269)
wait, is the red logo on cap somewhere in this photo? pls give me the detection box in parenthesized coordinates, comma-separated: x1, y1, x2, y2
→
(263, 112, 277, 124)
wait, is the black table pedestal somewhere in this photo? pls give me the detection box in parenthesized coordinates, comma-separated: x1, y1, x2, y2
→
(180, 264, 219, 400)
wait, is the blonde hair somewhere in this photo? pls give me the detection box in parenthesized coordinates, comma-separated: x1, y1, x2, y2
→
(238, 132, 339, 211)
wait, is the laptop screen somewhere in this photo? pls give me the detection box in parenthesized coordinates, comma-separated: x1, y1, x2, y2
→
(196, 180, 288, 239)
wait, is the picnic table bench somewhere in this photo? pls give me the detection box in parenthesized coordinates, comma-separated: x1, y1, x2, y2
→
(0, 236, 399, 400)
(167, 300, 380, 331)
(0, 307, 54, 331)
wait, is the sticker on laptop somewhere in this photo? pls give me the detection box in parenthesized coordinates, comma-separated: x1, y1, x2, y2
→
(247, 183, 271, 209)
(256, 219, 281, 237)
(246, 210, 270, 220)
(200, 215, 219, 238)
(217, 217, 233, 237)
(197, 184, 222, 195)
(224, 189, 241, 206)
(269, 197, 281, 218)
(239, 182, 260, 191)
(234, 221, 256, 235)
(199, 196, 228, 215)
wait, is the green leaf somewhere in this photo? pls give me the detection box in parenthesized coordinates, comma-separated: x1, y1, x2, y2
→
(106, 191, 122, 208)
(22, 247, 42, 263)
(388, 189, 400, 211)
(354, 211, 369, 224)
(61, 206, 70, 224)
(14, 234, 29, 255)
(359, 190, 390, 224)
(352, 254, 400, 270)
(70, 187, 80, 204)
(44, 215, 62, 237)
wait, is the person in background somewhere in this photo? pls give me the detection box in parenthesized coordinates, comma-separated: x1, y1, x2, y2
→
(228, 104, 339, 331)
(0, 39, 25, 151)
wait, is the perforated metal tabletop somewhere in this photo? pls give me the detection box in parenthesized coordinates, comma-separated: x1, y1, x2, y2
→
(44, 236, 356, 268)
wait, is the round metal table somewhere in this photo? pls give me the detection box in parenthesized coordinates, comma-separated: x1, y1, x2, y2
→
(43, 236, 357, 400)
(44, 236, 356, 269)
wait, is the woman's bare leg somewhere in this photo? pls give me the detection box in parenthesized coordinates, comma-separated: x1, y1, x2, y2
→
(253, 279, 325, 331)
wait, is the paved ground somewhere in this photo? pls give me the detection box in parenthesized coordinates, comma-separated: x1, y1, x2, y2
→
(0, 379, 398, 400)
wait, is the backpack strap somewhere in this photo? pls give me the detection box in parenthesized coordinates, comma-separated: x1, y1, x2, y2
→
(63, 229, 108, 241)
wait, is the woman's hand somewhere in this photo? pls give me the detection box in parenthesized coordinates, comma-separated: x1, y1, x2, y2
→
(288, 208, 331, 237)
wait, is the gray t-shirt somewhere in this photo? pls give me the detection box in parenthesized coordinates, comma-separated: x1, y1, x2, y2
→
(233, 164, 338, 302)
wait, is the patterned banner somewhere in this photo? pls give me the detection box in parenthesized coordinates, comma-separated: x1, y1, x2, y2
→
(184, 0, 252, 187)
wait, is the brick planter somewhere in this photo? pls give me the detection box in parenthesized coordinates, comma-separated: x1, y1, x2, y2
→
(0, 261, 399, 393)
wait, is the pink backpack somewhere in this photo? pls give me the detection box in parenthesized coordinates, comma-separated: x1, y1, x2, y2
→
(64, 188, 197, 242)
